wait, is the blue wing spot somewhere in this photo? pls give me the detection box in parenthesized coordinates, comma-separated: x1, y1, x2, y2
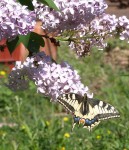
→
(85, 118, 98, 126)
(91, 119, 95, 124)
(85, 119, 91, 125)
(74, 116, 80, 123)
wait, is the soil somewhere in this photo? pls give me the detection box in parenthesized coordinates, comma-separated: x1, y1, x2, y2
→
(105, 0, 129, 18)
(104, 47, 129, 69)
(104, 1, 129, 69)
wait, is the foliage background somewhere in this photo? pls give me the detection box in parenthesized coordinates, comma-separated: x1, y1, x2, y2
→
(0, 38, 129, 150)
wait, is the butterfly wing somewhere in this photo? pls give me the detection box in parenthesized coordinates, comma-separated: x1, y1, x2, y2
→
(87, 98, 120, 120)
(57, 93, 120, 131)
(57, 93, 84, 113)
(80, 98, 120, 131)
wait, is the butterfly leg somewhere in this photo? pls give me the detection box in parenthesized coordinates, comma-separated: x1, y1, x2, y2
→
(71, 116, 80, 131)
(71, 123, 76, 131)
(88, 126, 92, 132)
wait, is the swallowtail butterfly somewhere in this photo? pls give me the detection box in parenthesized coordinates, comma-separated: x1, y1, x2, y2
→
(57, 93, 120, 131)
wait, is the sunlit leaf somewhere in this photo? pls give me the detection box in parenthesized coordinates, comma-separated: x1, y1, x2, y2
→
(7, 32, 44, 54)
(17, 0, 34, 10)
(6, 36, 19, 53)
(38, 0, 59, 11)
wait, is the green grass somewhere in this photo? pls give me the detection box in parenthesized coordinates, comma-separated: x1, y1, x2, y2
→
(0, 39, 129, 150)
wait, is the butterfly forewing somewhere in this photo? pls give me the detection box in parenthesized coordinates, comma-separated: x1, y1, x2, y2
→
(57, 93, 84, 113)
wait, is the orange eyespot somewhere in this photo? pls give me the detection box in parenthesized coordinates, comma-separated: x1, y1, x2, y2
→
(79, 118, 85, 124)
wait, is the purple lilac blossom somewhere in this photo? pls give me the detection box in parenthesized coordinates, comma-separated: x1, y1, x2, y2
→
(1, 0, 129, 57)
(33, 0, 129, 56)
(0, 0, 36, 40)
(118, 16, 129, 41)
(7, 52, 93, 100)
(69, 14, 129, 56)
(7, 61, 29, 91)
(33, 0, 108, 33)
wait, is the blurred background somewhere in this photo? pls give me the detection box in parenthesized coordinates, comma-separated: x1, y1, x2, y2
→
(0, 1, 129, 150)
(106, 0, 129, 18)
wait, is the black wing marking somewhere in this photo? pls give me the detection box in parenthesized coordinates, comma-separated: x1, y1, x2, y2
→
(57, 93, 84, 113)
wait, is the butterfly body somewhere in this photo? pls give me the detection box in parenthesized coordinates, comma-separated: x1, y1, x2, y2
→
(57, 93, 120, 131)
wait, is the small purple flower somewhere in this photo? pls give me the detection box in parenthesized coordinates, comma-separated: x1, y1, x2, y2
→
(118, 16, 129, 41)
(6, 61, 29, 91)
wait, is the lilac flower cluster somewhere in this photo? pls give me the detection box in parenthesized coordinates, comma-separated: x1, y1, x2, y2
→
(7, 52, 93, 100)
(33, 0, 108, 33)
(118, 16, 129, 41)
(0, 0, 36, 40)
(69, 14, 129, 56)
(89, 14, 129, 47)
(69, 14, 118, 56)
(33, 0, 129, 56)
(7, 62, 29, 91)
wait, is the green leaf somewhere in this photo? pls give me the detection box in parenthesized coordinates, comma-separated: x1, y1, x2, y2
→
(7, 32, 45, 54)
(27, 32, 45, 53)
(17, 0, 34, 10)
(38, 0, 59, 11)
(6, 37, 19, 53)
(18, 33, 31, 48)
(30, 32, 45, 47)
(19, 32, 45, 53)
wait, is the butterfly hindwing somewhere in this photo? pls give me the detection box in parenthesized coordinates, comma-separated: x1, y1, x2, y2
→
(80, 98, 120, 130)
